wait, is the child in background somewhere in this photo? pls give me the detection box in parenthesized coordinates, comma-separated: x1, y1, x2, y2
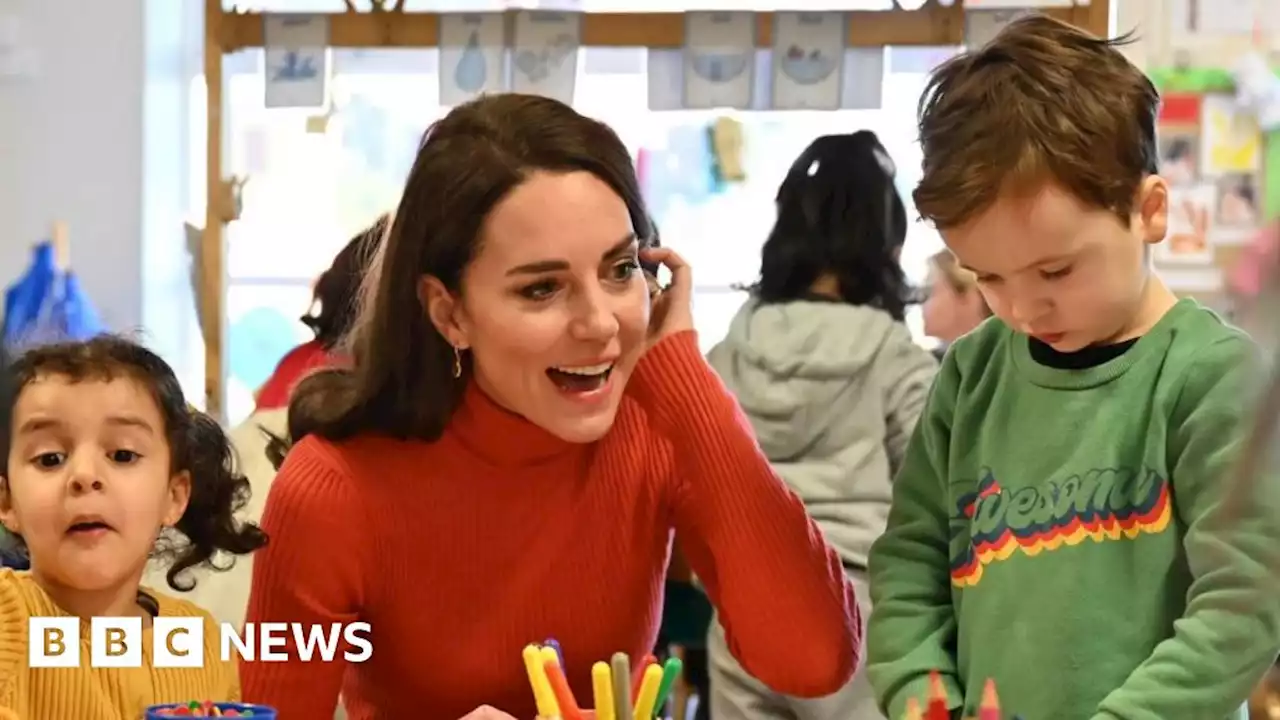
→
(867, 14, 1280, 720)
(707, 130, 936, 720)
(149, 215, 385, 632)
(921, 250, 990, 361)
(0, 336, 268, 719)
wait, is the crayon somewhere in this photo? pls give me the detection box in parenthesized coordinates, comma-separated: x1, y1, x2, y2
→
(924, 671, 949, 720)
(523, 644, 560, 719)
(652, 657, 683, 716)
(903, 697, 923, 720)
(978, 679, 1001, 720)
(632, 663, 664, 720)
(611, 652, 633, 720)
(633, 653, 657, 701)
(544, 657, 583, 720)
(545, 638, 565, 667)
(592, 661, 616, 720)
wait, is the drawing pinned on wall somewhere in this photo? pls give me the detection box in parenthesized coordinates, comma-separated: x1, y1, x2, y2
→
(263, 14, 330, 108)
(1157, 129, 1200, 186)
(682, 12, 755, 110)
(510, 11, 581, 105)
(1200, 93, 1262, 175)
(771, 12, 844, 110)
(1157, 183, 1217, 265)
(439, 13, 506, 106)
(1216, 173, 1260, 232)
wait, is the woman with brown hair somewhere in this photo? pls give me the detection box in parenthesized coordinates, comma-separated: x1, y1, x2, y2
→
(242, 94, 859, 720)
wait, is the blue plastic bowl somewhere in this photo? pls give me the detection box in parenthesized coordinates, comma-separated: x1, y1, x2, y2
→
(145, 702, 277, 718)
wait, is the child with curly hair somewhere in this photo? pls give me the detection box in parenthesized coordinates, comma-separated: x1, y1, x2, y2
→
(0, 335, 268, 719)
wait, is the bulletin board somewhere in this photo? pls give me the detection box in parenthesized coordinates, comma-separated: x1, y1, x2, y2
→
(1148, 65, 1280, 312)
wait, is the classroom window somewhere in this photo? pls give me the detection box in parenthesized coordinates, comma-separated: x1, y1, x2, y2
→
(201, 44, 957, 424)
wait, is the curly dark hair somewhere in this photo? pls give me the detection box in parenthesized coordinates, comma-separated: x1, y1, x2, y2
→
(0, 335, 268, 590)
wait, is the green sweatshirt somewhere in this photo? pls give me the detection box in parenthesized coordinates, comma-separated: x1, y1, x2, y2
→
(867, 299, 1280, 720)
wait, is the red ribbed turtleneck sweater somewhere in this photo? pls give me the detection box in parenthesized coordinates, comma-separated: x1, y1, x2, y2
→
(241, 331, 859, 719)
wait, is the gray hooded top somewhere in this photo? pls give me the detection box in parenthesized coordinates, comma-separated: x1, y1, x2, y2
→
(707, 297, 937, 570)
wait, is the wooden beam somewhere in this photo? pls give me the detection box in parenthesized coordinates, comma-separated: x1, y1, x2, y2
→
(203, 0, 226, 418)
(217, 5, 1094, 52)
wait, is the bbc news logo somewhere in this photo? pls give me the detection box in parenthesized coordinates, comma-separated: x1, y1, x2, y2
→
(28, 617, 373, 668)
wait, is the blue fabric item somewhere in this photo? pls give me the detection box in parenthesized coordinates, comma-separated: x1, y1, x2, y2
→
(3, 241, 105, 349)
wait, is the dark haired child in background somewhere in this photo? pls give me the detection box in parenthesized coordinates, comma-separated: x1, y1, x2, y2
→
(254, 213, 388, 411)
(867, 14, 1280, 720)
(0, 335, 267, 719)
(706, 129, 936, 720)
(151, 215, 385, 636)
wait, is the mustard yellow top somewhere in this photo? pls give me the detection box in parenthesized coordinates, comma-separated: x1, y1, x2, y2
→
(0, 569, 238, 720)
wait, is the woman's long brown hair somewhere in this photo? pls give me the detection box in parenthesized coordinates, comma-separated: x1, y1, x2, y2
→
(267, 94, 656, 469)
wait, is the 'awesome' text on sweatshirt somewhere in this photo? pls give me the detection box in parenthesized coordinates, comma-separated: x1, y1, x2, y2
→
(867, 299, 1280, 720)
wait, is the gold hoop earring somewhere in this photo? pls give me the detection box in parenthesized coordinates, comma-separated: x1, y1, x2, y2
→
(452, 346, 463, 379)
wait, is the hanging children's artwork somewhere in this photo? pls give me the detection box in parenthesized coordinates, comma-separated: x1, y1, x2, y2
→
(1201, 94, 1262, 175)
(1157, 184, 1218, 265)
(438, 13, 507, 106)
(1217, 173, 1261, 228)
(770, 12, 845, 110)
(510, 11, 582, 105)
(263, 14, 330, 109)
(1158, 129, 1200, 186)
(1199, 94, 1263, 241)
(681, 11, 755, 110)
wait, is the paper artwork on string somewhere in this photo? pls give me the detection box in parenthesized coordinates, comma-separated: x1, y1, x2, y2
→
(263, 14, 330, 109)
(770, 12, 844, 110)
(1157, 184, 1217, 265)
(961, 0, 1074, 6)
(438, 13, 507, 106)
(1157, 129, 1199, 186)
(510, 11, 581, 105)
(1200, 94, 1262, 176)
(683, 12, 755, 110)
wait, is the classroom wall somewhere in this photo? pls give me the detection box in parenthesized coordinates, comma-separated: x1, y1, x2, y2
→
(0, 0, 202, 388)
(1116, 0, 1277, 308)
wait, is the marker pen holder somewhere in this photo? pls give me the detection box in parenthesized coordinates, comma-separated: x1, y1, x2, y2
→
(145, 702, 278, 718)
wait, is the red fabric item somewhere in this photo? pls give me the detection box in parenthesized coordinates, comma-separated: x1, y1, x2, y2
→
(240, 331, 860, 720)
(254, 340, 333, 411)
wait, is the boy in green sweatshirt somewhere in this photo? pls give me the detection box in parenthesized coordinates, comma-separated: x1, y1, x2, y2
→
(866, 14, 1280, 720)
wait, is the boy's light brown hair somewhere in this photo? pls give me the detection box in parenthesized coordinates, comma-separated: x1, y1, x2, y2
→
(914, 13, 1160, 230)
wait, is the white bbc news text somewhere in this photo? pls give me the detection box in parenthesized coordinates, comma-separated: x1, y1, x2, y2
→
(27, 617, 373, 668)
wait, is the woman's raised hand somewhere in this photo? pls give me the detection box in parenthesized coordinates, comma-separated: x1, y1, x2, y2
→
(640, 247, 694, 348)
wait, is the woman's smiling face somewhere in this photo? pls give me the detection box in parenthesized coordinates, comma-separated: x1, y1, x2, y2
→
(424, 170, 651, 443)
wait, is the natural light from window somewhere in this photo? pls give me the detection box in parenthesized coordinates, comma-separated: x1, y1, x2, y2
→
(192, 43, 958, 424)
